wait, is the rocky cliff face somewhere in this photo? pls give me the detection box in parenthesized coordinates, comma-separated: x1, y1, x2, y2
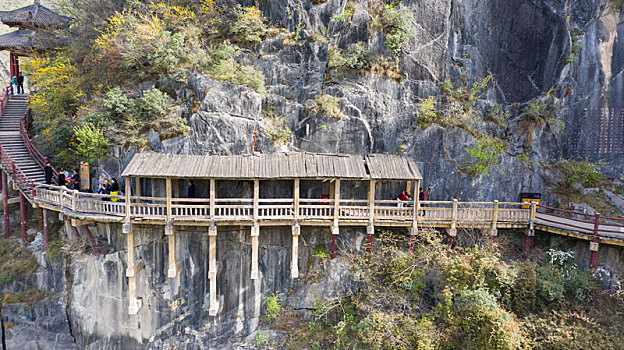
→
(120, 0, 624, 204)
(2, 222, 365, 349)
(5, 0, 624, 349)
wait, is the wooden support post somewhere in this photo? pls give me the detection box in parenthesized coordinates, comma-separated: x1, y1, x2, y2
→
(448, 199, 458, 246)
(19, 192, 26, 246)
(414, 179, 421, 219)
(410, 179, 418, 252)
(590, 212, 600, 269)
(166, 222, 177, 278)
(292, 179, 300, 279)
(81, 225, 100, 255)
(42, 209, 49, 248)
(125, 224, 143, 315)
(251, 223, 259, 280)
(3, 171, 8, 239)
(490, 200, 499, 237)
(208, 225, 218, 316)
(293, 179, 300, 221)
(291, 223, 300, 279)
(367, 179, 375, 260)
(166, 178, 172, 219)
(524, 201, 536, 259)
(127, 260, 144, 315)
(125, 231, 135, 277)
(125, 177, 132, 220)
(330, 179, 340, 259)
(165, 177, 178, 278)
(71, 190, 77, 211)
(251, 179, 260, 280)
(209, 179, 215, 219)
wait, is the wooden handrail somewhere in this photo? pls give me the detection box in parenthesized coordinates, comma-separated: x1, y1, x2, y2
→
(20, 100, 59, 179)
(0, 84, 9, 116)
(0, 141, 36, 198)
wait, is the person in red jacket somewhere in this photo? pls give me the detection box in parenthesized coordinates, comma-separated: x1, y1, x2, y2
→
(397, 190, 411, 207)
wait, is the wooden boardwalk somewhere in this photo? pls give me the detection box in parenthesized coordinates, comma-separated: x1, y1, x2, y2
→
(2, 87, 624, 316)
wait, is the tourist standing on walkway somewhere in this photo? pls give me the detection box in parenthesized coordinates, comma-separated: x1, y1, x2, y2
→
(17, 74, 24, 94)
(110, 178, 120, 202)
(11, 76, 17, 94)
(419, 187, 426, 216)
(71, 169, 81, 190)
(44, 161, 53, 185)
(188, 180, 196, 198)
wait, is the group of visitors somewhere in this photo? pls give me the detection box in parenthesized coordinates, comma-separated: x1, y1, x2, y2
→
(397, 187, 429, 207)
(56, 167, 82, 190)
(10, 74, 24, 94)
(98, 178, 120, 201)
(44, 161, 82, 189)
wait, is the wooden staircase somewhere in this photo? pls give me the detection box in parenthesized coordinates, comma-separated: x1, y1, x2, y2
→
(0, 93, 46, 193)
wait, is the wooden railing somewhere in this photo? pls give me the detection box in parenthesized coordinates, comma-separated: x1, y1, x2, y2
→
(536, 205, 624, 240)
(0, 84, 9, 116)
(31, 183, 534, 227)
(20, 106, 58, 179)
(0, 141, 36, 198)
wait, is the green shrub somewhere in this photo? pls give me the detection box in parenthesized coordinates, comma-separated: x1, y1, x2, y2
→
(462, 136, 506, 176)
(445, 288, 528, 350)
(442, 247, 516, 296)
(387, 252, 425, 296)
(522, 101, 556, 125)
(70, 123, 109, 164)
(313, 245, 331, 260)
(0, 239, 39, 286)
(208, 41, 266, 93)
(313, 92, 342, 119)
(230, 5, 268, 44)
(254, 330, 269, 348)
(416, 96, 438, 128)
(261, 106, 292, 145)
(536, 265, 566, 304)
(264, 291, 284, 322)
(555, 159, 605, 188)
(440, 75, 493, 121)
(0, 289, 51, 306)
(380, 4, 414, 56)
(328, 42, 372, 71)
(331, 1, 356, 23)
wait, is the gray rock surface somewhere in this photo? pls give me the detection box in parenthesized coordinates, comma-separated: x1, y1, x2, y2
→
(9, 0, 624, 348)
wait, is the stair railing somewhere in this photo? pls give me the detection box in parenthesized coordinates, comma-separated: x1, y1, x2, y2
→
(0, 141, 36, 198)
(0, 84, 9, 116)
(20, 103, 58, 179)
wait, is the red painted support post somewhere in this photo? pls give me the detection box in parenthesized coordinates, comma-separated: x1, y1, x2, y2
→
(81, 224, 100, 255)
(523, 236, 531, 259)
(448, 235, 453, 247)
(38, 208, 43, 234)
(589, 212, 599, 269)
(409, 234, 416, 252)
(42, 209, 48, 250)
(19, 193, 26, 246)
(3, 171, 8, 239)
(330, 234, 337, 259)
(70, 225, 80, 239)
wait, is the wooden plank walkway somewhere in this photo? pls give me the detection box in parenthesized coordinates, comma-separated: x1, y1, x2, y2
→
(1, 89, 623, 245)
